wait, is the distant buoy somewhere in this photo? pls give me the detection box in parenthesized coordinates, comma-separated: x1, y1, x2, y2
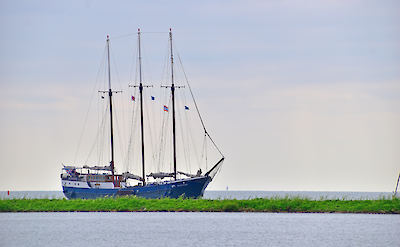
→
(226, 186, 228, 191)
(7, 191, 9, 195)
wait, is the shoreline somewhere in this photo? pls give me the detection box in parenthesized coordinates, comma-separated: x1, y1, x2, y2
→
(1, 196, 399, 214)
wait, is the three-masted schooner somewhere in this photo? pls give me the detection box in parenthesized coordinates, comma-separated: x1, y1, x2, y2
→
(61, 29, 224, 199)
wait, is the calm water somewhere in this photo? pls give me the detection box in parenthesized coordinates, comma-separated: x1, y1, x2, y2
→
(1, 191, 398, 246)
(0, 190, 394, 200)
(0, 212, 398, 247)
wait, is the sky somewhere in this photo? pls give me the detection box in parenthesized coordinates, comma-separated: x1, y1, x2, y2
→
(0, 0, 399, 192)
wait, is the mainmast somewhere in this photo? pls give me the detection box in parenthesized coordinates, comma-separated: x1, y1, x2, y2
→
(130, 29, 152, 185)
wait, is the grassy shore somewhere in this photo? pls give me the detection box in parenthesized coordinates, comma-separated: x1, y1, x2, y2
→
(1, 196, 399, 213)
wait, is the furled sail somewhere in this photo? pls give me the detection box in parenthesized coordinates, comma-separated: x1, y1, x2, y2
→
(146, 172, 175, 179)
(83, 165, 113, 171)
(178, 169, 202, 178)
(122, 172, 142, 181)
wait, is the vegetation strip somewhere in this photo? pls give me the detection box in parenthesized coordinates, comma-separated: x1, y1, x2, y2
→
(1, 196, 399, 213)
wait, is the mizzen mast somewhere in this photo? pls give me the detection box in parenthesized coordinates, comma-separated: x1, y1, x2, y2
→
(170, 29, 177, 181)
(162, 28, 184, 181)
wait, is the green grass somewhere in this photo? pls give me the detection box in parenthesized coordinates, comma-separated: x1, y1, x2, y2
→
(0, 196, 399, 213)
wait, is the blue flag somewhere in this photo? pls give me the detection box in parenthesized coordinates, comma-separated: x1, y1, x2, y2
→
(151, 96, 155, 100)
(185, 106, 189, 110)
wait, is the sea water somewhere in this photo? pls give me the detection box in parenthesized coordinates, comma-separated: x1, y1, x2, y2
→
(0, 212, 398, 246)
(0, 191, 398, 246)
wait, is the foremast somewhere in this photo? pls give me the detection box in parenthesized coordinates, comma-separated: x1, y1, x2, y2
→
(107, 36, 115, 178)
(99, 36, 121, 184)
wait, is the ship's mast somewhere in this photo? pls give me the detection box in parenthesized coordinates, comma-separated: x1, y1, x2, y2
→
(129, 29, 152, 185)
(139, 30, 145, 185)
(170, 29, 177, 181)
(161, 29, 184, 181)
(100, 36, 121, 181)
(107, 36, 115, 177)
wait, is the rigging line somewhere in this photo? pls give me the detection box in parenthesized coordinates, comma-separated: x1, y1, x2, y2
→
(151, 37, 172, 173)
(206, 132, 224, 158)
(175, 95, 189, 171)
(123, 112, 133, 171)
(157, 96, 169, 169)
(153, 92, 168, 172)
(143, 91, 156, 163)
(123, 89, 136, 170)
(100, 75, 110, 166)
(94, 91, 103, 167)
(125, 95, 141, 173)
(142, 39, 155, 87)
(98, 100, 109, 166)
(109, 44, 122, 89)
(85, 103, 109, 165)
(183, 96, 201, 167)
(128, 36, 139, 94)
(125, 34, 140, 170)
(157, 95, 172, 173)
(205, 134, 208, 170)
(175, 50, 225, 158)
(73, 44, 108, 166)
(128, 60, 139, 138)
(200, 134, 207, 170)
(177, 90, 194, 172)
(141, 32, 169, 33)
(111, 32, 169, 40)
(174, 50, 206, 133)
(160, 35, 170, 86)
(109, 45, 128, 150)
(149, 92, 158, 172)
(112, 96, 125, 171)
(174, 56, 194, 171)
(141, 39, 158, 169)
(110, 33, 136, 40)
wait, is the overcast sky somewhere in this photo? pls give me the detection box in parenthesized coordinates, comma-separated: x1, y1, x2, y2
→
(1, 0, 399, 192)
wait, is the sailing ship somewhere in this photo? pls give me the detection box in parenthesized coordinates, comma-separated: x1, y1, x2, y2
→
(61, 29, 224, 199)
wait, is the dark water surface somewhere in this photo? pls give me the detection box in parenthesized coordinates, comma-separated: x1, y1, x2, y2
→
(0, 212, 398, 247)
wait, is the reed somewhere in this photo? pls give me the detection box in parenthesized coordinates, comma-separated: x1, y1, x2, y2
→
(1, 196, 399, 213)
